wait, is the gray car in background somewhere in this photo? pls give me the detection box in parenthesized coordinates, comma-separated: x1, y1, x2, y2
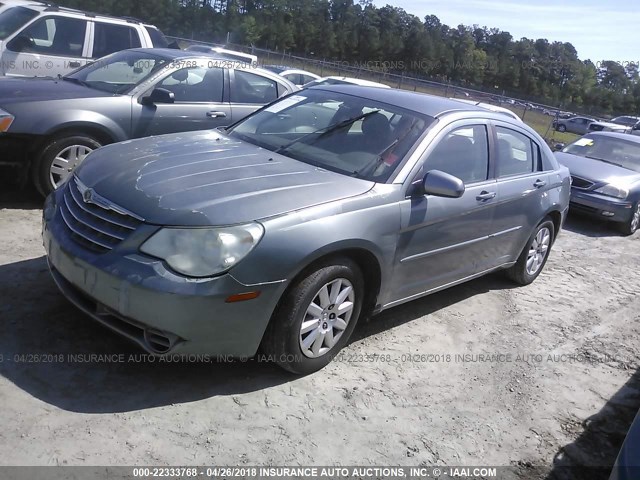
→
(42, 86, 570, 374)
(0, 48, 298, 195)
(553, 116, 596, 134)
(556, 132, 640, 235)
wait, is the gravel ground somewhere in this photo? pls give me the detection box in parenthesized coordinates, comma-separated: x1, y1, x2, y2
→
(0, 182, 638, 479)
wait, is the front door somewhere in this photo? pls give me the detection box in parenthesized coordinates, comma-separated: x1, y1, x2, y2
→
(132, 63, 231, 137)
(3, 15, 90, 77)
(389, 123, 498, 304)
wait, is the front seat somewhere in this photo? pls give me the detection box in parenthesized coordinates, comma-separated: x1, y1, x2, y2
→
(361, 112, 391, 153)
(429, 135, 478, 183)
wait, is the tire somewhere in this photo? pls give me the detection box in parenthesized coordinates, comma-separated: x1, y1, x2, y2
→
(262, 258, 364, 375)
(557, 124, 567, 133)
(618, 203, 640, 236)
(33, 135, 102, 197)
(505, 219, 555, 286)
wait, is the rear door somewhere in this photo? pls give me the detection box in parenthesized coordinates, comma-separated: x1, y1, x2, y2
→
(389, 120, 498, 304)
(491, 121, 551, 264)
(3, 14, 90, 77)
(131, 62, 231, 137)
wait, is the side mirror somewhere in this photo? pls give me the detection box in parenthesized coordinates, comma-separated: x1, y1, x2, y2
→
(141, 88, 175, 106)
(420, 170, 465, 198)
(553, 143, 565, 151)
(7, 35, 34, 53)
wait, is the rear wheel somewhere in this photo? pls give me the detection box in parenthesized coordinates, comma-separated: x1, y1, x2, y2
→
(33, 135, 101, 197)
(262, 258, 364, 375)
(618, 203, 640, 236)
(557, 124, 567, 132)
(505, 219, 555, 286)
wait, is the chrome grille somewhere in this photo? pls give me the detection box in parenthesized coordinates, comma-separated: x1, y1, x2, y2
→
(59, 177, 142, 253)
(571, 176, 594, 190)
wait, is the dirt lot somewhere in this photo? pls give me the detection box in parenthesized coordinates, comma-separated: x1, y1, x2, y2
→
(0, 182, 639, 479)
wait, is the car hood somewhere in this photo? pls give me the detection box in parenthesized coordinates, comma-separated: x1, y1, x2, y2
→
(0, 77, 112, 106)
(74, 130, 375, 226)
(554, 152, 640, 188)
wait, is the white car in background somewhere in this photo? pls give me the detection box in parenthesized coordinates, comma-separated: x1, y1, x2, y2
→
(587, 120, 631, 134)
(263, 66, 320, 87)
(303, 76, 391, 89)
(185, 45, 258, 65)
(451, 98, 523, 122)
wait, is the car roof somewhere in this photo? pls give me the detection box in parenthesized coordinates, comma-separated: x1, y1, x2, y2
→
(321, 76, 390, 88)
(8, 2, 150, 24)
(308, 84, 486, 117)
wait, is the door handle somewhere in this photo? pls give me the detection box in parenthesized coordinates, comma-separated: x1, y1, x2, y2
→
(533, 179, 547, 188)
(206, 111, 227, 118)
(68, 61, 81, 68)
(476, 191, 496, 201)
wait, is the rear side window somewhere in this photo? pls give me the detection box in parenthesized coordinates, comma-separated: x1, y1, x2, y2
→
(231, 70, 278, 104)
(283, 73, 300, 85)
(495, 127, 537, 177)
(145, 26, 168, 48)
(301, 74, 317, 84)
(9, 16, 87, 57)
(93, 22, 141, 58)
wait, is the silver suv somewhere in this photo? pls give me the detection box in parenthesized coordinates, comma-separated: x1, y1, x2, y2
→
(0, 2, 168, 77)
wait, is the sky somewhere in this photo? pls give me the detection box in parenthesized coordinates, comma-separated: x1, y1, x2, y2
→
(377, 0, 640, 63)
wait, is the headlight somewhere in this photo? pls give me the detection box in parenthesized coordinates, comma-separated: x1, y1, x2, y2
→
(0, 108, 14, 132)
(593, 184, 629, 199)
(140, 223, 264, 277)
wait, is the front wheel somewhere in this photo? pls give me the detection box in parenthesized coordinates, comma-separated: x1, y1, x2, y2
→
(557, 124, 567, 133)
(505, 220, 555, 286)
(33, 135, 101, 197)
(262, 258, 364, 375)
(618, 203, 640, 236)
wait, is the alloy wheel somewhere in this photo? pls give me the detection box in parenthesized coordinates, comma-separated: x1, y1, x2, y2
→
(526, 227, 551, 276)
(299, 278, 355, 358)
(49, 145, 94, 189)
(631, 205, 640, 233)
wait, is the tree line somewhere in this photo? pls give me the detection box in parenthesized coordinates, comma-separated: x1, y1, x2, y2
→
(57, 0, 639, 115)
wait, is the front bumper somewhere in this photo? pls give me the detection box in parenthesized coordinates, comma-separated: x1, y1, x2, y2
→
(42, 191, 286, 357)
(0, 134, 32, 168)
(569, 189, 635, 224)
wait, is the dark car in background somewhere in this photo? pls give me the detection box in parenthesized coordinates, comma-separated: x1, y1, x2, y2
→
(42, 86, 570, 374)
(555, 132, 640, 235)
(0, 48, 298, 196)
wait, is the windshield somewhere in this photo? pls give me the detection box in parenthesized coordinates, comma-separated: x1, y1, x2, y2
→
(228, 89, 434, 182)
(0, 6, 38, 40)
(563, 135, 640, 173)
(65, 50, 169, 94)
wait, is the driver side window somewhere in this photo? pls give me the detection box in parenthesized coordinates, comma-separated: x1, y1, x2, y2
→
(423, 125, 489, 184)
(158, 66, 224, 103)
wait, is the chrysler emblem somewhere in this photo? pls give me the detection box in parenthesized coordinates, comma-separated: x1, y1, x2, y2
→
(82, 188, 94, 204)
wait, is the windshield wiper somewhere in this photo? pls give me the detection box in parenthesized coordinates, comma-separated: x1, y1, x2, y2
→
(274, 110, 381, 155)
